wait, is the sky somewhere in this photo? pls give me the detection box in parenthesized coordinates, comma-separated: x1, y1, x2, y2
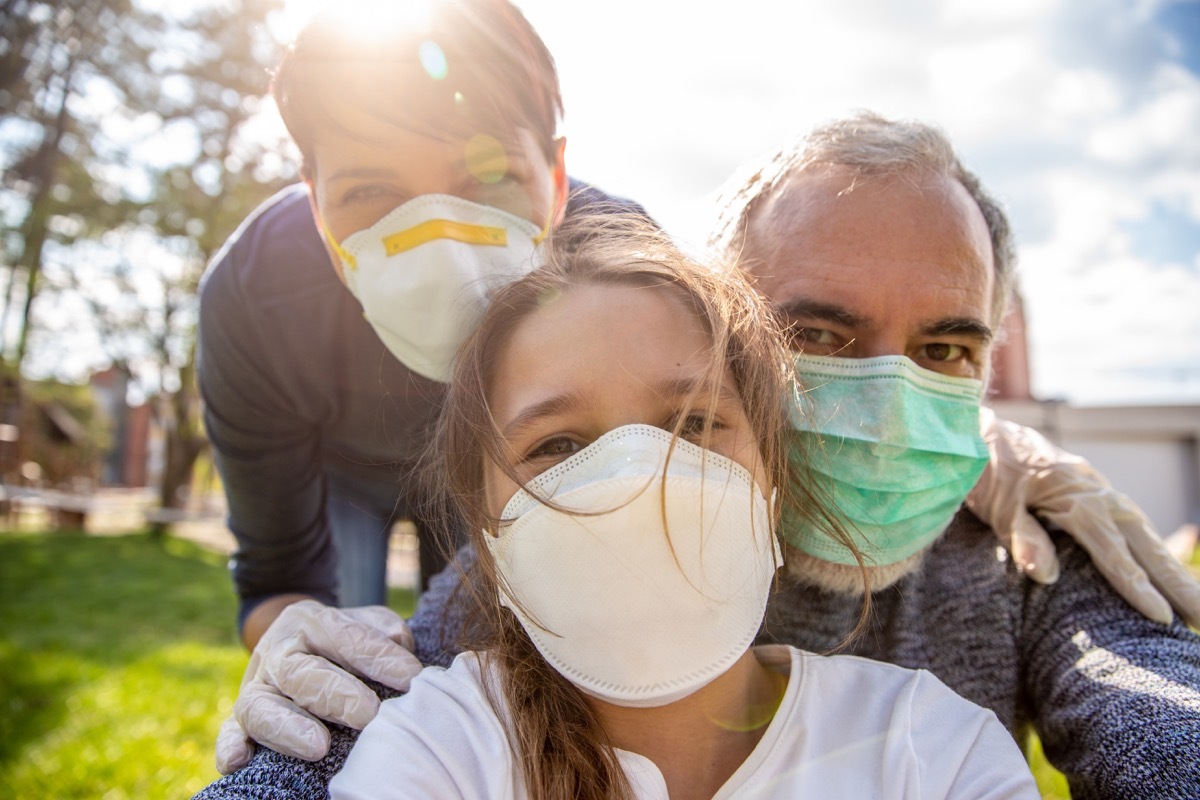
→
(487, 0, 1200, 407)
(30, 0, 1198, 407)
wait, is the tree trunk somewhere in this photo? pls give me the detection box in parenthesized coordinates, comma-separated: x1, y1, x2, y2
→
(148, 354, 207, 540)
(12, 68, 73, 369)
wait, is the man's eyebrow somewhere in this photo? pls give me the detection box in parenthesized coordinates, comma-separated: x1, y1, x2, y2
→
(921, 317, 994, 343)
(501, 392, 585, 439)
(773, 298, 869, 329)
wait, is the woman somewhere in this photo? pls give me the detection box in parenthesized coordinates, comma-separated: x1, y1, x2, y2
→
(328, 217, 1038, 799)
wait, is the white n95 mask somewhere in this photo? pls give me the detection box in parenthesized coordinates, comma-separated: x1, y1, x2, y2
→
(485, 424, 779, 708)
(325, 194, 547, 382)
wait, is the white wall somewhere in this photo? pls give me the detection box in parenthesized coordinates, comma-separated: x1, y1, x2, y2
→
(990, 401, 1200, 537)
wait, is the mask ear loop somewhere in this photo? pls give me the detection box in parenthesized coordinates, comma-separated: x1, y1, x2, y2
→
(533, 155, 571, 245)
(318, 216, 357, 271)
(532, 199, 555, 245)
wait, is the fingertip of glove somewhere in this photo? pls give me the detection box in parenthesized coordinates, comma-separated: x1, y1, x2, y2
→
(291, 723, 333, 762)
(215, 741, 255, 775)
(1144, 596, 1174, 627)
(1022, 559, 1061, 584)
(342, 695, 383, 730)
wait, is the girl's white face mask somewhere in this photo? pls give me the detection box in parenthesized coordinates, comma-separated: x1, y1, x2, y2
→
(326, 194, 547, 382)
(486, 424, 779, 708)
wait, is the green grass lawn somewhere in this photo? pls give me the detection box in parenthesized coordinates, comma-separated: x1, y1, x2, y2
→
(0, 530, 414, 799)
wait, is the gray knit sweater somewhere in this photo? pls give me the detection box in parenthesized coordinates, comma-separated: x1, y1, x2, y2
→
(194, 509, 1200, 799)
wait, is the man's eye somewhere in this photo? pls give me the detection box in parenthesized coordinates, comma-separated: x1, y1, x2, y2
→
(922, 343, 966, 362)
(789, 326, 838, 351)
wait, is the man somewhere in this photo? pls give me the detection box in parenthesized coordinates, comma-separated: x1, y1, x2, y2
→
(198, 112, 1200, 799)
(709, 112, 1200, 797)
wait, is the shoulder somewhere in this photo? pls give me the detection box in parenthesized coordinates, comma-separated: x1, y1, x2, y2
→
(332, 654, 518, 799)
(753, 647, 1036, 798)
(764, 643, 997, 735)
(200, 183, 332, 302)
(791, 646, 976, 709)
(564, 176, 656, 225)
(192, 720, 365, 800)
(1024, 528, 1200, 655)
(1021, 528, 1200, 718)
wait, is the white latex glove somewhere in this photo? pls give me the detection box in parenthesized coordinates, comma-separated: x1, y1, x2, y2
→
(967, 407, 1200, 629)
(215, 600, 423, 774)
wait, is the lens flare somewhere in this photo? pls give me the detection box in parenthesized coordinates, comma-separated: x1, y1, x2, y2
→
(465, 134, 508, 185)
(288, 0, 433, 44)
(418, 40, 447, 79)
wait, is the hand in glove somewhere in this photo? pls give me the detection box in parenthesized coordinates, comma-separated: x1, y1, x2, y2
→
(215, 600, 423, 774)
(967, 407, 1200, 629)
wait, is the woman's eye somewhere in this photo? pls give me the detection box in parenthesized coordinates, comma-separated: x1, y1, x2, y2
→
(342, 185, 397, 205)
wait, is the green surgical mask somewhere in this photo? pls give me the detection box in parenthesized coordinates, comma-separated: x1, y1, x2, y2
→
(785, 354, 989, 566)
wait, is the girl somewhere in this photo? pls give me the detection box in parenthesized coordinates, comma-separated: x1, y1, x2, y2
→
(328, 217, 1038, 799)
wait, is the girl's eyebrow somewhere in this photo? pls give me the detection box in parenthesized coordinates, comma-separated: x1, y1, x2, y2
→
(655, 376, 742, 407)
(501, 392, 586, 439)
(500, 377, 742, 440)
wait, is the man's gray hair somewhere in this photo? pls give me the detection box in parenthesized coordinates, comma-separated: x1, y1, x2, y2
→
(710, 111, 1016, 324)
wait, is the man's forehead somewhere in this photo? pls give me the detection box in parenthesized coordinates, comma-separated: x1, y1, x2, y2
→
(740, 168, 997, 325)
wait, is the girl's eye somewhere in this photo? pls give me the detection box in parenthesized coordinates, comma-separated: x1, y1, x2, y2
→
(526, 437, 581, 460)
(674, 412, 719, 443)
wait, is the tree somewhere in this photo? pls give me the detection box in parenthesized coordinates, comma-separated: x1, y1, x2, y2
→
(1, 0, 297, 531)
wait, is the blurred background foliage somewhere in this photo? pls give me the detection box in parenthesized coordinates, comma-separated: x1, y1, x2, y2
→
(0, 0, 299, 520)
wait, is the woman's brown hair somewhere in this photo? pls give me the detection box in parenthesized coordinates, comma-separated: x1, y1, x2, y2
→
(271, 0, 562, 180)
(426, 213, 866, 799)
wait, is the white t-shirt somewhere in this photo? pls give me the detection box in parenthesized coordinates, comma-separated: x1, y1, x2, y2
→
(330, 645, 1038, 799)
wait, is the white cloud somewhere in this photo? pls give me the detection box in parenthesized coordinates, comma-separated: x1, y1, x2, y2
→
(520, 0, 1200, 404)
(1044, 69, 1123, 121)
(1086, 63, 1200, 165)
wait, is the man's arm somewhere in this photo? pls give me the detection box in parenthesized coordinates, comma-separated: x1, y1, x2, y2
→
(212, 547, 473, 774)
(969, 408, 1200, 628)
(1019, 530, 1200, 799)
(198, 188, 341, 634)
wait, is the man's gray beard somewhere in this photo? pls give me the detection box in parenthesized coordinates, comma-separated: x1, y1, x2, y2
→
(781, 542, 929, 596)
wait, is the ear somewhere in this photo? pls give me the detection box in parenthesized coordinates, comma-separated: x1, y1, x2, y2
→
(551, 136, 569, 227)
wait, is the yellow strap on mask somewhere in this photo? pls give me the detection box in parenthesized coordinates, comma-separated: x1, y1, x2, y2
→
(319, 218, 358, 272)
(532, 208, 552, 245)
(322, 212, 547, 272)
(383, 219, 507, 255)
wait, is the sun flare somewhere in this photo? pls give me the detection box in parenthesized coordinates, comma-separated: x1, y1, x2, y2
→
(278, 0, 433, 44)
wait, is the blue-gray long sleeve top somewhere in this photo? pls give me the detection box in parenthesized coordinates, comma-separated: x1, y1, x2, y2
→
(197, 181, 648, 628)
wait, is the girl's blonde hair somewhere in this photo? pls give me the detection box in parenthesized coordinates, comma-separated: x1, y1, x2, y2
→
(425, 213, 865, 800)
